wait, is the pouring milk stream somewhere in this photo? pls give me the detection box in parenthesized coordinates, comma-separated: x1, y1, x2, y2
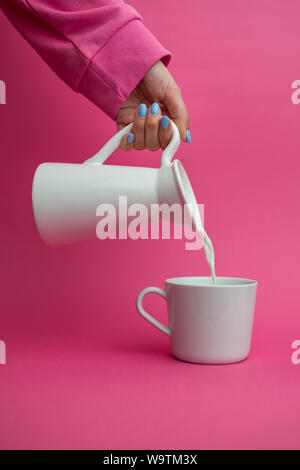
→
(32, 120, 217, 284)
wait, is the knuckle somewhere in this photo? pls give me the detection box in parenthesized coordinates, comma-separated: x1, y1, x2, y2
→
(133, 121, 144, 133)
(147, 118, 158, 130)
(147, 144, 160, 152)
(134, 115, 146, 127)
(160, 130, 171, 142)
(135, 143, 145, 151)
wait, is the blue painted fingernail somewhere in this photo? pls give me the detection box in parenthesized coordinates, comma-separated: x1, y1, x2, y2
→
(127, 133, 134, 144)
(161, 115, 169, 129)
(150, 102, 160, 114)
(138, 103, 147, 117)
(186, 129, 191, 144)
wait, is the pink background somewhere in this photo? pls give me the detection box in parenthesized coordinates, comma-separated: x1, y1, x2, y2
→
(1, 0, 300, 450)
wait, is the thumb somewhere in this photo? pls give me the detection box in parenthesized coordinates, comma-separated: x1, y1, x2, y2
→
(164, 84, 190, 143)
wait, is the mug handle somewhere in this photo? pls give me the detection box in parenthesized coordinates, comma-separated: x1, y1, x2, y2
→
(136, 287, 170, 336)
(83, 120, 180, 168)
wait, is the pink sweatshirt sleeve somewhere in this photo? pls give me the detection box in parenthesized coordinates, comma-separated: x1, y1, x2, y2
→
(0, 0, 171, 119)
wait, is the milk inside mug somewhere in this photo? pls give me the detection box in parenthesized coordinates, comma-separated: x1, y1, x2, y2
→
(136, 277, 258, 364)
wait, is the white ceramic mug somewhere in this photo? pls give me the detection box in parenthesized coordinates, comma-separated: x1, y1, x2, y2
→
(136, 277, 258, 364)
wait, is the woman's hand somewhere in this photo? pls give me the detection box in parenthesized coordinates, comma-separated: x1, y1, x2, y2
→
(116, 60, 190, 151)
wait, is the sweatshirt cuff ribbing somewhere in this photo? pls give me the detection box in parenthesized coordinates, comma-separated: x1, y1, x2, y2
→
(77, 19, 171, 119)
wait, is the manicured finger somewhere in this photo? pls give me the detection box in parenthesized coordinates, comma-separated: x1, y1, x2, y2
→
(159, 115, 172, 150)
(145, 102, 161, 151)
(132, 103, 147, 150)
(120, 132, 134, 151)
(165, 84, 191, 143)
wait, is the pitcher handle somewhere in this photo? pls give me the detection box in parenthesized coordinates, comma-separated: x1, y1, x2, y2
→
(83, 120, 180, 168)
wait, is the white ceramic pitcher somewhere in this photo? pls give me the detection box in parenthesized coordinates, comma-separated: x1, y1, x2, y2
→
(32, 121, 200, 246)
